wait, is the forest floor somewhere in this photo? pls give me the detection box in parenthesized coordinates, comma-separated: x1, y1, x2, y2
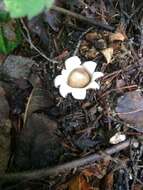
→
(0, 0, 143, 189)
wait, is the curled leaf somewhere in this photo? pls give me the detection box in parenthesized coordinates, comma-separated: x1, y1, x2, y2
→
(109, 32, 125, 42)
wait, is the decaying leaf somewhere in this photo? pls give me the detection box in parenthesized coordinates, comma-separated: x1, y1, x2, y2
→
(24, 86, 54, 125)
(101, 47, 113, 63)
(28, 15, 49, 45)
(0, 86, 11, 173)
(13, 113, 64, 170)
(109, 32, 125, 42)
(2, 55, 36, 80)
(0, 86, 9, 127)
(116, 90, 143, 130)
(82, 159, 110, 179)
(133, 183, 143, 190)
(69, 175, 92, 190)
(0, 121, 11, 174)
(101, 172, 114, 190)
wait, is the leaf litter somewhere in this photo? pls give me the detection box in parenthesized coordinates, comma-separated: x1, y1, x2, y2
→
(0, 0, 143, 190)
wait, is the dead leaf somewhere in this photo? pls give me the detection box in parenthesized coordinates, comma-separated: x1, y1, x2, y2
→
(2, 55, 35, 80)
(100, 172, 114, 190)
(101, 47, 113, 63)
(116, 24, 127, 40)
(24, 86, 54, 125)
(0, 87, 9, 127)
(13, 113, 64, 170)
(116, 90, 143, 129)
(0, 86, 11, 173)
(28, 15, 49, 45)
(69, 175, 92, 190)
(132, 183, 143, 190)
(109, 32, 125, 42)
(0, 121, 11, 174)
(44, 10, 62, 32)
(82, 159, 110, 179)
(79, 175, 92, 190)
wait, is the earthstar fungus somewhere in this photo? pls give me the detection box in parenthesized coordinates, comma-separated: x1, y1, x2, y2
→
(54, 56, 104, 100)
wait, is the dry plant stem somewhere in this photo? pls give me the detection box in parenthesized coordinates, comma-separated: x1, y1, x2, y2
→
(20, 19, 59, 64)
(52, 6, 115, 32)
(0, 140, 130, 183)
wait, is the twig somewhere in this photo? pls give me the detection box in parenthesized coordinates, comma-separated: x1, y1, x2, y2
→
(20, 19, 59, 64)
(0, 140, 130, 183)
(52, 6, 115, 32)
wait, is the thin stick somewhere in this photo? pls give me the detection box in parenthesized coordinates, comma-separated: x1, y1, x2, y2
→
(21, 19, 59, 64)
(0, 140, 130, 183)
(52, 6, 115, 32)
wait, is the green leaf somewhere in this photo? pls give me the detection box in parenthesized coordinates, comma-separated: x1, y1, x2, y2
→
(0, 20, 21, 54)
(0, 27, 7, 53)
(4, 0, 48, 18)
(0, 10, 10, 22)
(46, 0, 54, 9)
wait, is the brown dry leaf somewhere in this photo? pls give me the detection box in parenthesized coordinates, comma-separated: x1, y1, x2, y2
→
(82, 167, 97, 177)
(101, 172, 114, 190)
(116, 90, 143, 129)
(82, 166, 104, 178)
(132, 183, 143, 190)
(69, 175, 92, 190)
(116, 24, 128, 40)
(101, 47, 113, 63)
(82, 159, 110, 179)
(109, 32, 125, 42)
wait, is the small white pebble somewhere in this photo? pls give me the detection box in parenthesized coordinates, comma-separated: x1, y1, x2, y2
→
(129, 173, 133, 180)
(109, 132, 126, 144)
(132, 141, 139, 148)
